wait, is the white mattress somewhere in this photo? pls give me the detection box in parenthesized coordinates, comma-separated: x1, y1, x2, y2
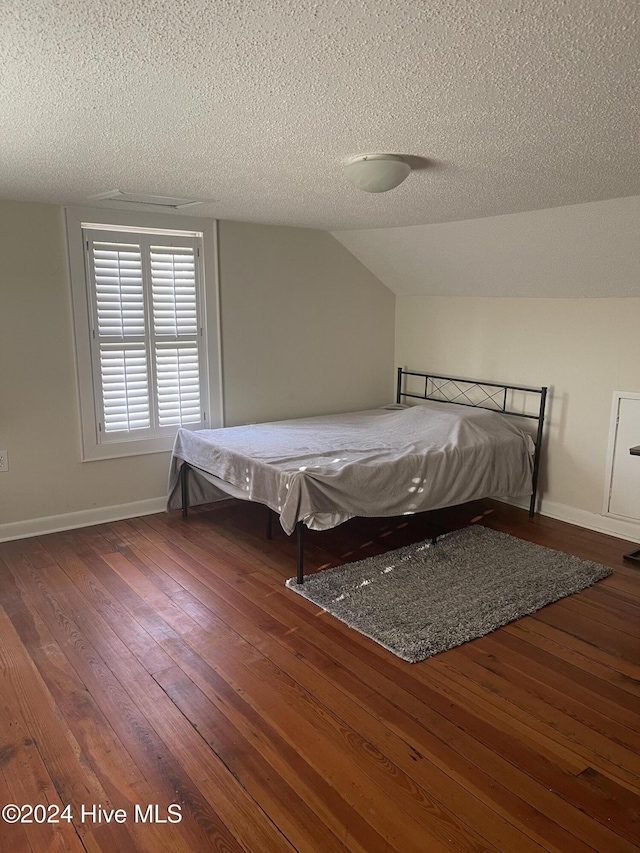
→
(167, 402, 535, 535)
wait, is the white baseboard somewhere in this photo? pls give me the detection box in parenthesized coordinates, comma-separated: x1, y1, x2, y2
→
(0, 497, 167, 543)
(3, 493, 639, 548)
(501, 496, 640, 545)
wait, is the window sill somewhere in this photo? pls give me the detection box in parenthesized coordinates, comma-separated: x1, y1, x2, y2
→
(81, 435, 177, 462)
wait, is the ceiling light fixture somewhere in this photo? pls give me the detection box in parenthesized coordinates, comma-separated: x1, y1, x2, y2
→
(344, 154, 411, 193)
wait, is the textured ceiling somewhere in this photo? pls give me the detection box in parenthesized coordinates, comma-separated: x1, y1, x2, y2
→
(0, 0, 638, 230)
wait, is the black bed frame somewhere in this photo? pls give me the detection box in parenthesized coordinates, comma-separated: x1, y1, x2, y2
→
(180, 369, 548, 584)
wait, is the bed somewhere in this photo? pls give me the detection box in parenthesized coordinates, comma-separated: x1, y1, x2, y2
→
(167, 368, 548, 582)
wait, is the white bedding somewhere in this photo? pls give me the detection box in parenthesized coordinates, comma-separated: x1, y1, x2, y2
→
(167, 402, 535, 535)
(167, 402, 534, 533)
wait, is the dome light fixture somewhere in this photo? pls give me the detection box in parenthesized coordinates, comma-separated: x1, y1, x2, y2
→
(344, 153, 411, 193)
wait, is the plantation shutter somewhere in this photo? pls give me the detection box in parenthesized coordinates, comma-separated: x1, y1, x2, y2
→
(84, 228, 206, 443)
(150, 245, 202, 428)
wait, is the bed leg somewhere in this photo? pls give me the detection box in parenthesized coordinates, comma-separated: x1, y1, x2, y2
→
(180, 463, 190, 518)
(296, 521, 304, 584)
(266, 507, 273, 540)
(529, 386, 547, 517)
(431, 536, 438, 546)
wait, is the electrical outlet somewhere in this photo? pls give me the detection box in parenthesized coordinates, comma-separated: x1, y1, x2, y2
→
(0, 451, 8, 472)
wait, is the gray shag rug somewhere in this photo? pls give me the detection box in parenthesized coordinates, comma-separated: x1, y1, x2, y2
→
(285, 525, 612, 662)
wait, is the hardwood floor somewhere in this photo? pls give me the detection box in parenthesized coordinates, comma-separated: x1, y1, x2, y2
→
(0, 499, 638, 852)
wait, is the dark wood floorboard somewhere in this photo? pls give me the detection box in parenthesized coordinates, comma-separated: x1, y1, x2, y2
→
(0, 498, 638, 852)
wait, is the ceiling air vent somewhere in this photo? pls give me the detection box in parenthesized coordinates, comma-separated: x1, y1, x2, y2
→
(88, 190, 210, 209)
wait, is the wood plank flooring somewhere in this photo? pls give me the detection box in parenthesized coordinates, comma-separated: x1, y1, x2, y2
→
(0, 498, 638, 852)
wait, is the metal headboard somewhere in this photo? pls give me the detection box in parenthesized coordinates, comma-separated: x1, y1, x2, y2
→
(396, 368, 548, 517)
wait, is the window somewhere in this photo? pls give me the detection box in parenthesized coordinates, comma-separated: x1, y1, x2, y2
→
(67, 208, 222, 461)
(86, 227, 206, 440)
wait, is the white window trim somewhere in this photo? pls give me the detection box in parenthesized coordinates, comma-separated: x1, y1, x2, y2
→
(66, 206, 224, 461)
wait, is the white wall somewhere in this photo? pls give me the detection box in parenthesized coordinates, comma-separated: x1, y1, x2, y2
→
(333, 195, 640, 541)
(0, 200, 394, 538)
(4, 193, 636, 543)
(396, 296, 640, 541)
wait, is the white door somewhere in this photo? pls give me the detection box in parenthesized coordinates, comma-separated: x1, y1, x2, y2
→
(607, 394, 640, 520)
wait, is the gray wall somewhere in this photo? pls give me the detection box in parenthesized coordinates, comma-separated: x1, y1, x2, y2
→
(219, 220, 394, 426)
(0, 200, 395, 536)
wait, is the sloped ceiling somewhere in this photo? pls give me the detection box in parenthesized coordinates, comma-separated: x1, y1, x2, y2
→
(1, 0, 639, 231)
(332, 195, 640, 297)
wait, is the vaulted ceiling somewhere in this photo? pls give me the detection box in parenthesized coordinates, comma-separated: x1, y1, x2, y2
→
(1, 0, 638, 231)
